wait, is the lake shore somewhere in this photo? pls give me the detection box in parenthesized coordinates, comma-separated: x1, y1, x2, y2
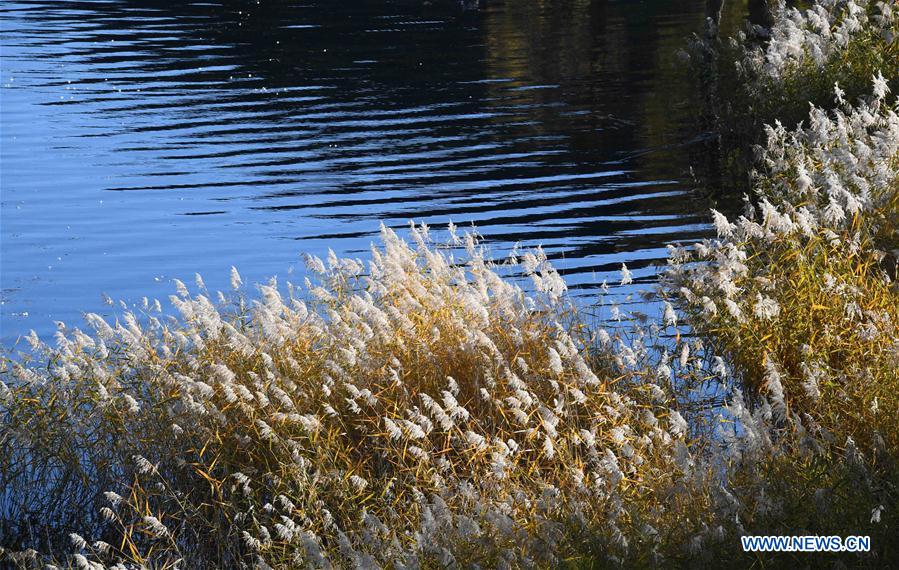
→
(2, 1, 897, 567)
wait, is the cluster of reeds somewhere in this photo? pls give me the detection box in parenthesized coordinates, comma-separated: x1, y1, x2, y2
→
(741, 0, 896, 98)
(691, 0, 897, 189)
(2, 225, 725, 568)
(665, 74, 899, 560)
(663, 0, 898, 562)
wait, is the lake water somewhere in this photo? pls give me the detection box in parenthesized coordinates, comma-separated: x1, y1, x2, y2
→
(1, 0, 727, 344)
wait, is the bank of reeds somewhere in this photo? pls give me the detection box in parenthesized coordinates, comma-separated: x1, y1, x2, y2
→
(665, 76, 899, 564)
(695, 0, 898, 189)
(2, 224, 725, 567)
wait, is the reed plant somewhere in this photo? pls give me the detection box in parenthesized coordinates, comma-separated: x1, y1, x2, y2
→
(693, 0, 898, 190)
(665, 33, 899, 570)
(2, 225, 716, 568)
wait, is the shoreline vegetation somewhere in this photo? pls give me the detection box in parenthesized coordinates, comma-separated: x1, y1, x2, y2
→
(2, 1, 897, 568)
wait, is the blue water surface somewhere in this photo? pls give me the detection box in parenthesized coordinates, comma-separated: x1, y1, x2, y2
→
(1, 0, 723, 344)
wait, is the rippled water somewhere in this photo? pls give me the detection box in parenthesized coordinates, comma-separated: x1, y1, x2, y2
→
(1, 0, 724, 343)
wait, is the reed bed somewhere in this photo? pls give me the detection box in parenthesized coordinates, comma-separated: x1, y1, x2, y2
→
(693, 0, 898, 189)
(664, 77, 899, 564)
(2, 225, 714, 568)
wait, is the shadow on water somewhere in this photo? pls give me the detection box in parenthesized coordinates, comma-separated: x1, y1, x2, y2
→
(1, 0, 736, 342)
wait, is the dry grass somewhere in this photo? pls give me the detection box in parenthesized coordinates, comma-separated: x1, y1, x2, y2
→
(665, 74, 899, 566)
(1, 227, 700, 568)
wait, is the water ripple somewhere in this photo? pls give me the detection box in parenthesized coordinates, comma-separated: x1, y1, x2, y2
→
(1, 0, 718, 342)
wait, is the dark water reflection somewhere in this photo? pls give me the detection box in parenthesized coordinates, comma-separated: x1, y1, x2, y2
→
(1, 0, 727, 342)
